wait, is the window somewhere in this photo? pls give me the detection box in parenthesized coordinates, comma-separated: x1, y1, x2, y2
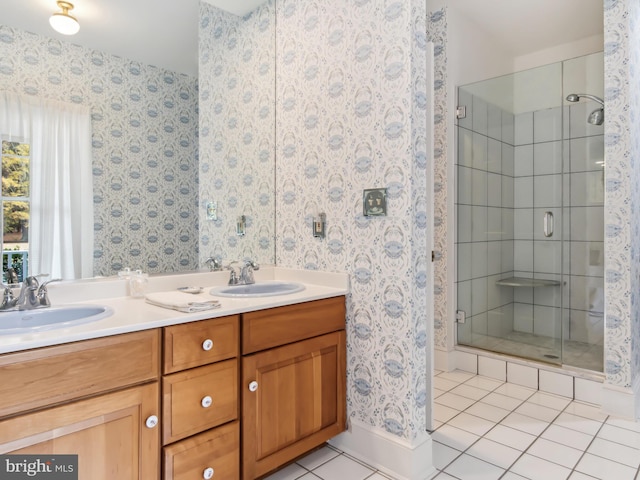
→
(1, 139, 30, 283)
(1, 92, 93, 280)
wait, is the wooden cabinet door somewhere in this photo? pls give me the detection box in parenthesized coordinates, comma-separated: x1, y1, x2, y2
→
(242, 331, 346, 480)
(0, 383, 160, 480)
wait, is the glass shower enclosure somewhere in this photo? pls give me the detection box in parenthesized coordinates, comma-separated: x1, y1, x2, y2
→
(455, 52, 604, 372)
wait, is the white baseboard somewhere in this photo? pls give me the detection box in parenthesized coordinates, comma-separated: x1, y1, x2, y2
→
(329, 418, 436, 480)
(434, 347, 455, 372)
(601, 375, 640, 420)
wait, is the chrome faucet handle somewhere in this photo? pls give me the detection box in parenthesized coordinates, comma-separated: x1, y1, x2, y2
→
(225, 262, 240, 285)
(0, 283, 17, 311)
(205, 256, 223, 272)
(3, 284, 14, 299)
(39, 277, 61, 288)
(245, 259, 260, 270)
(239, 259, 258, 285)
(37, 278, 61, 307)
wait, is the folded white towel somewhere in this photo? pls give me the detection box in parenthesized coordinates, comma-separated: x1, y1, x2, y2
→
(145, 291, 221, 313)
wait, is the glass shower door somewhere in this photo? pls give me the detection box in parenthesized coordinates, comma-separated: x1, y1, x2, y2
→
(455, 62, 565, 364)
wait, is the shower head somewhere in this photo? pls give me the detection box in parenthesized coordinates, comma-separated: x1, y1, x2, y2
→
(566, 93, 604, 106)
(567, 93, 605, 125)
(588, 107, 605, 126)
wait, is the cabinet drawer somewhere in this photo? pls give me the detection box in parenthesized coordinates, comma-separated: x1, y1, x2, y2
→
(242, 296, 346, 354)
(163, 359, 238, 445)
(164, 421, 239, 480)
(0, 329, 160, 418)
(164, 315, 239, 374)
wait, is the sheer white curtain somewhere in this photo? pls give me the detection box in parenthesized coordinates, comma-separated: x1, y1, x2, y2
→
(0, 91, 93, 279)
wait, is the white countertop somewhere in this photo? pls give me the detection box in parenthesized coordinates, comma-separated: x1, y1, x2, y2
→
(0, 267, 350, 354)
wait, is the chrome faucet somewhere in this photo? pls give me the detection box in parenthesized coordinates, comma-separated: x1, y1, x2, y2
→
(0, 274, 61, 312)
(14, 275, 60, 310)
(16, 275, 43, 309)
(226, 260, 259, 286)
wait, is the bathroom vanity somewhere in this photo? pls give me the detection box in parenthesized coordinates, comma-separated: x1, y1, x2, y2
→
(0, 268, 348, 480)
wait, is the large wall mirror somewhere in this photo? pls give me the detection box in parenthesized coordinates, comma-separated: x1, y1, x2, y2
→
(0, 0, 276, 281)
(198, 0, 276, 270)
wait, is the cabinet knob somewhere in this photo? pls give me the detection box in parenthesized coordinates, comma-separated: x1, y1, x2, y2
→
(201, 395, 213, 408)
(248, 381, 259, 392)
(202, 339, 214, 351)
(145, 415, 159, 429)
(203, 467, 215, 479)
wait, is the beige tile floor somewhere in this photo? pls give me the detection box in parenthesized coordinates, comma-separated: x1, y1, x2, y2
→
(431, 369, 639, 479)
(263, 443, 393, 480)
(266, 369, 640, 479)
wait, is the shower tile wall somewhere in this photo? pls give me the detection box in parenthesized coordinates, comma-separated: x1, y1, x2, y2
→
(512, 106, 564, 341)
(456, 90, 515, 344)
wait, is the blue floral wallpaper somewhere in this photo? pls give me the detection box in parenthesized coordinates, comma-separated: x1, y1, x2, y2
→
(198, 1, 276, 267)
(426, 8, 449, 351)
(274, 0, 431, 442)
(603, 0, 640, 390)
(0, 26, 199, 277)
(629, 0, 640, 391)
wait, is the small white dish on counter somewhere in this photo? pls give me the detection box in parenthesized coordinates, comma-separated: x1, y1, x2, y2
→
(177, 286, 204, 294)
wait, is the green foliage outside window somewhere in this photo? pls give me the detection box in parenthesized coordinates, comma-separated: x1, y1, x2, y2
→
(1, 140, 30, 237)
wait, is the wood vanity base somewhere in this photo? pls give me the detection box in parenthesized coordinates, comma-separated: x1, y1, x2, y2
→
(0, 296, 346, 480)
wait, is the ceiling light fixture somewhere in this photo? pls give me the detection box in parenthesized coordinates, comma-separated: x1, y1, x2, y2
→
(49, 1, 80, 36)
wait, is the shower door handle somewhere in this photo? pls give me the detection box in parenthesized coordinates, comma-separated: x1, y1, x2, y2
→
(543, 211, 554, 237)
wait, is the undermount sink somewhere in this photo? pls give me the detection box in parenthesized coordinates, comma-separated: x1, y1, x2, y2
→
(0, 304, 114, 335)
(209, 281, 306, 298)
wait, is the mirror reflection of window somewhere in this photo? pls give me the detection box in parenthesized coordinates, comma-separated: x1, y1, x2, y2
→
(0, 92, 93, 281)
(1, 140, 30, 284)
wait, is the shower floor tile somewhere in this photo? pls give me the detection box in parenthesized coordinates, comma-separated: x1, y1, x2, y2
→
(460, 330, 603, 372)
